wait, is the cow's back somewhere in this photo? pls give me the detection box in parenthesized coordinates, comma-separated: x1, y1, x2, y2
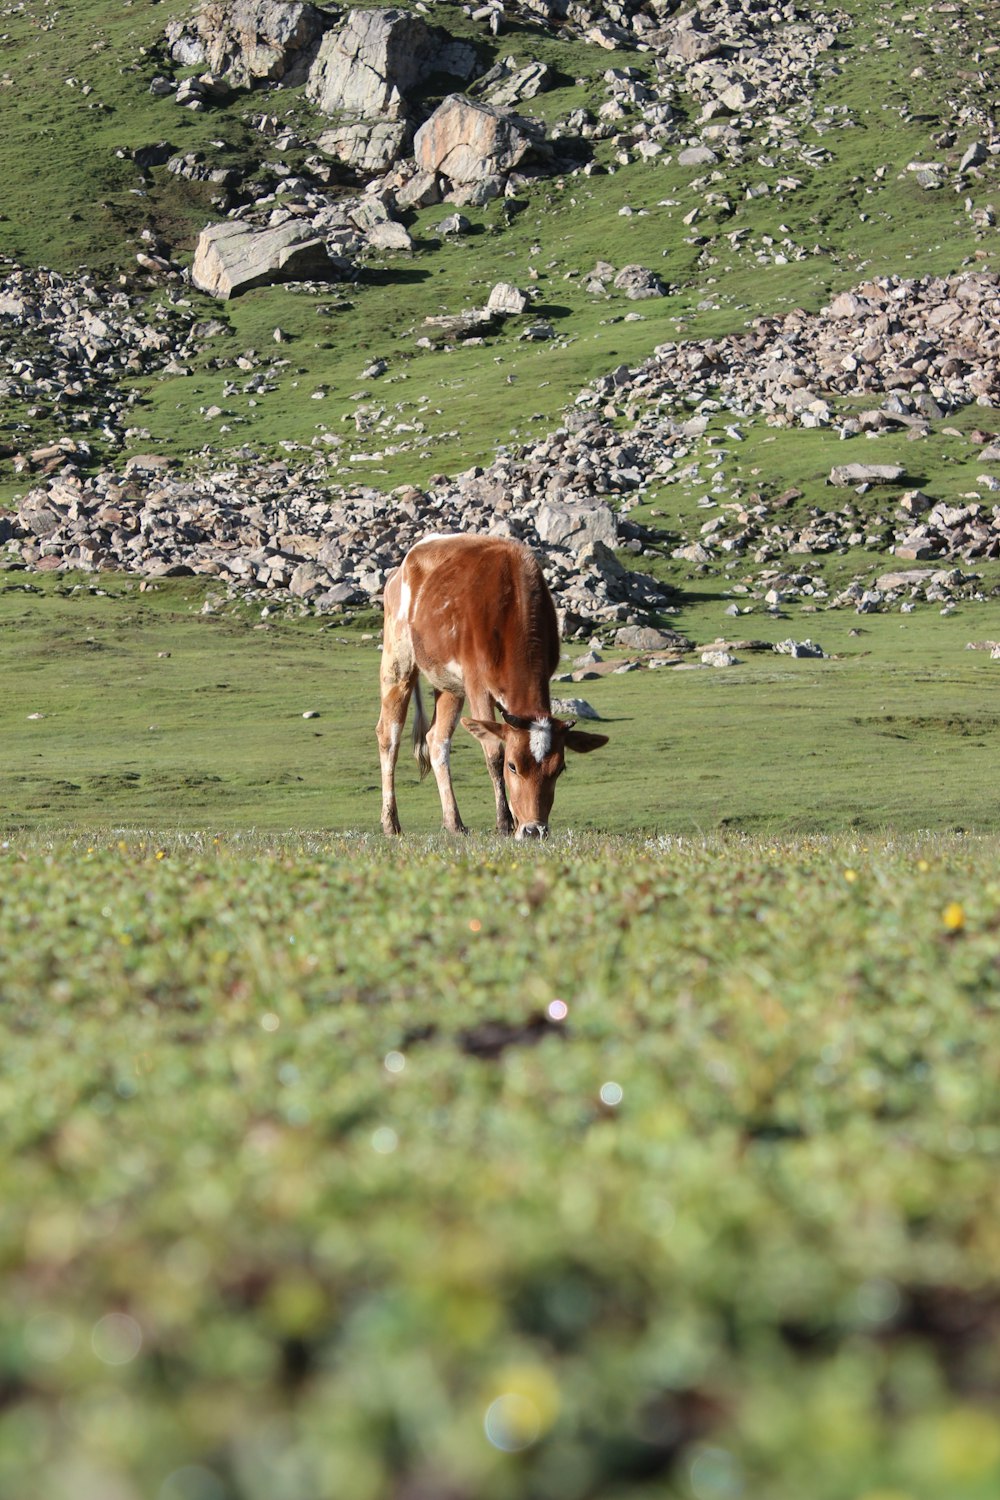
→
(403, 535, 559, 704)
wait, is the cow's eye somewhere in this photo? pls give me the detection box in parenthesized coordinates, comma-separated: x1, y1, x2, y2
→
(507, 762, 517, 774)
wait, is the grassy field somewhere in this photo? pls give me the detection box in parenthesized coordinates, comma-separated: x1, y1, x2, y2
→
(4, 572, 1000, 837)
(3, 831, 1000, 1500)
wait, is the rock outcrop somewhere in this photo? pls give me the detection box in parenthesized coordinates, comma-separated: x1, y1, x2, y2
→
(316, 120, 410, 174)
(190, 221, 350, 299)
(166, 0, 331, 87)
(305, 8, 477, 119)
(413, 95, 541, 185)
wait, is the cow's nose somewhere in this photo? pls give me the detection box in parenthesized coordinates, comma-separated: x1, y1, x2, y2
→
(516, 823, 548, 841)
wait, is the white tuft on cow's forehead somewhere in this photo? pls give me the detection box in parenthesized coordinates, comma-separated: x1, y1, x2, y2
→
(529, 720, 551, 764)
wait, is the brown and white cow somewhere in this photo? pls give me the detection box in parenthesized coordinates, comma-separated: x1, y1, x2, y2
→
(376, 534, 608, 839)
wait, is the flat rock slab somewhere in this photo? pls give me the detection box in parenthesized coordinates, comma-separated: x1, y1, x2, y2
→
(613, 624, 692, 652)
(828, 463, 906, 487)
(191, 221, 348, 299)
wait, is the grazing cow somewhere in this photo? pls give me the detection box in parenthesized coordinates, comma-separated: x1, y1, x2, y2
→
(377, 534, 608, 839)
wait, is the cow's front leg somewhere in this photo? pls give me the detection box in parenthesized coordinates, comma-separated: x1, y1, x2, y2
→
(466, 691, 515, 835)
(483, 736, 515, 836)
(376, 677, 414, 836)
(426, 690, 467, 834)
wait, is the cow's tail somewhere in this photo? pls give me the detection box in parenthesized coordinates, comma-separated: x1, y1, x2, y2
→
(412, 680, 432, 780)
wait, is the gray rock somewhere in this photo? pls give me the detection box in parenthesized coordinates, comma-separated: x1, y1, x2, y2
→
(613, 625, 691, 652)
(394, 170, 441, 209)
(894, 532, 936, 561)
(519, 320, 555, 341)
(316, 120, 409, 173)
(907, 161, 944, 190)
(612, 264, 666, 299)
(365, 221, 413, 253)
(960, 141, 988, 172)
(876, 569, 935, 591)
(435, 212, 472, 237)
(828, 463, 906, 487)
(191, 221, 349, 299)
(483, 61, 552, 109)
(306, 8, 475, 120)
(289, 561, 327, 597)
(166, 1, 331, 88)
(677, 145, 718, 167)
(663, 22, 719, 62)
(421, 309, 497, 342)
(486, 282, 530, 316)
(897, 489, 933, 516)
(551, 697, 602, 720)
(536, 502, 617, 549)
(774, 638, 825, 658)
(444, 175, 506, 208)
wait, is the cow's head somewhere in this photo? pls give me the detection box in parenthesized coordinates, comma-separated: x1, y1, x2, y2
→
(461, 711, 608, 839)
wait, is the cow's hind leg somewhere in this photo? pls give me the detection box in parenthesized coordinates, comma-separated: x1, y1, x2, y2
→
(426, 689, 468, 834)
(376, 658, 416, 836)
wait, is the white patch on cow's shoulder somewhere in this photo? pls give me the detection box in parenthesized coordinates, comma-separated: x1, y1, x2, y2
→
(529, 720, 551, 764)
(412, 532, 460, 548)
(397, 579, 411, 622)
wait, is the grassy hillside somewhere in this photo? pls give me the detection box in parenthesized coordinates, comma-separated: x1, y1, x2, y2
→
(1, 0, 998, 488)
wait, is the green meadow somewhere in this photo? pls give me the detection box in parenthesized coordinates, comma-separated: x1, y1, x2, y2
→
(4, 574, 1000, 836)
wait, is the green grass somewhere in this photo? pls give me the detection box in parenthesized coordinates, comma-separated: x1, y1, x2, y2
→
(3, 831, 1000, 1499)
(4, 574, 1000, 836)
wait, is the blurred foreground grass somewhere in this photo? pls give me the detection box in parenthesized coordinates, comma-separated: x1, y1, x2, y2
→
(2, 831, 1000, 1499)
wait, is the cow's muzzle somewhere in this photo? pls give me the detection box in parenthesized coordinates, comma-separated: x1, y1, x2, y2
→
(515, 822, 549, 841)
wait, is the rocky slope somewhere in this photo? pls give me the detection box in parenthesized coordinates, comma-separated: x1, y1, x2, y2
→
(2, 0, 1000, 630)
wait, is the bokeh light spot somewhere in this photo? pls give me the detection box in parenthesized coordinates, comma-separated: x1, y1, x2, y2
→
(91, 1312, 142, 1366)
(484, 1393, 541, 1452)
(689, 1444, 743, 1500)
(159, 1465, 227, 1500)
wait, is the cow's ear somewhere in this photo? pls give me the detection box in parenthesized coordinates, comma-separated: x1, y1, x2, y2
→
(565, 729, 609, 754)
(462, 717, 510, 744)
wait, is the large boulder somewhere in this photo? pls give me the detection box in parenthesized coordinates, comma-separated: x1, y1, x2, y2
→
(166, 0, 331, 87)
(306, 9, 476, 120)
(535, 502, 618, 550)
(191, 220, 350, 299)
(317, 120, 410, 174)
(413, 95, 540, 184)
